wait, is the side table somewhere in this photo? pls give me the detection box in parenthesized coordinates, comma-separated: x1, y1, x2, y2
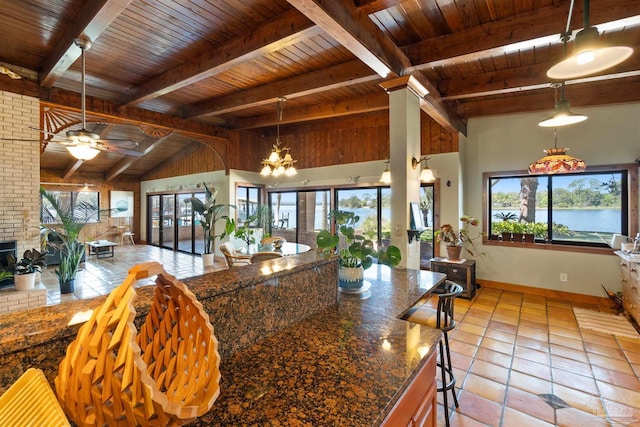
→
(430, 258, 476, 299)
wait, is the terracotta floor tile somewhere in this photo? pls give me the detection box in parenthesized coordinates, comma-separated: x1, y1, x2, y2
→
(455, 390, 503, 427)
(484, 329, 516, 345)
(448, 411, 493, 427)
(495, 302, 521, 312)
(450, 339, 479, 357)
(515, 336, 549, 353)
(588, 353, 635, 375)
(466, 308, 493, 320)
(501, 407, 554, 427)
(517, 326, 549, 342)
(548, 334, 584, 351)
(491, 312, 519, 325)
(632, 363, 640, 378)
(508, 371, 552, 395)
(480, 337, 515, 356)
(596, 380, 640, 406)
(549, 325, 582, 340)
(552, 319, 579, 330)
(580, 331, 619, 347)
(518, 311, 548, 325)
(553, 383, 602, 414)
(469, 359, 509, 384)
(487, 320, 518, 335)
(617, 337, 640, 354)
(462, 374, 506, 404)
(472, 303, 496, 314)
(452, 330, 484, 347)
(462, 315, 491, 328)
(623, 349, 640, 364)
(602, 399, 640, 425)
(514, 346, 550, 365)
(520, 306, 546, 316)
(459, 323, 487, 336)
(474, 347, 512, 369)
(591, 365, 640, 390)
(504, 387, 555, 424)
(555, 407, 611, 427)
(511, 357, 551, 381)
(451, 352, 474, 371)
(583, 341, 626, 360)
(552, 367, 599, 395)
(551, 354, 593, 378)
(518, 319, 549, 332)
(548, 343, 589, 363)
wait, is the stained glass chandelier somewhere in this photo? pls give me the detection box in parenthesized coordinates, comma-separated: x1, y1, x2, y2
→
(529, 129, 586, 175)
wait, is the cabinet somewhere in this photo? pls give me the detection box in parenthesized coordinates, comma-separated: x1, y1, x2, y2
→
(619, 254, 640, 325)
(430, 258, 476, 299)
(380, 350, 437, 427)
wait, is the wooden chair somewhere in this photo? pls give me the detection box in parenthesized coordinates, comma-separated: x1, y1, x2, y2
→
(117, 225, 135, 245)
(219, 242, 251, 267)
(250, 251, 284, 263)
(55, 262, 221, 427)
(0, 368, 69, 426)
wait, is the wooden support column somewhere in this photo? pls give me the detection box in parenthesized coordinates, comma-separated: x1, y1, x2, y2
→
(380, 76, 427, 269)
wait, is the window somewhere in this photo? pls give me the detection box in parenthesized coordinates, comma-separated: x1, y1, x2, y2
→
(486, 167, 633, 248)
(41, 190, 100, 224)
(236, 186, 261, 224)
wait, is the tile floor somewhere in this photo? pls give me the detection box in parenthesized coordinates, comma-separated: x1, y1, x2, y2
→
(39, 245, 640, 425)
(433, 287, 640, 426)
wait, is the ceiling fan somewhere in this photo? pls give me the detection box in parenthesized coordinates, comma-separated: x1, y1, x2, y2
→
(0, 38, 142, 160)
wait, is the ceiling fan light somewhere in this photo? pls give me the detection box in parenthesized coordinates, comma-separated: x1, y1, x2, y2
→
(67, 144, 100, 160)
(547, 27, 633, 80)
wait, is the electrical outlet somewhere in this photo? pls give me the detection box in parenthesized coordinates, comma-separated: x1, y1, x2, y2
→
(560, 273, 568, 282)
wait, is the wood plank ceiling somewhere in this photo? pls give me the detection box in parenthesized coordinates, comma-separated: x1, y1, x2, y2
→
(0, 0, 638, 179)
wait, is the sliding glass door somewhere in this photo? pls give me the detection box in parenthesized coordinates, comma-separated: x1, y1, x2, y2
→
(147, 191, 204, 254)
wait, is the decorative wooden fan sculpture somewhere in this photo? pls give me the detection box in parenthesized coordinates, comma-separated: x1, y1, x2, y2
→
(55, 262, 221, 427)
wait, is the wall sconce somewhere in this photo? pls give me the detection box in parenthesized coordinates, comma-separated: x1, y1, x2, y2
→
(411, 156, 436, 182)
(379, 159, 391, 184)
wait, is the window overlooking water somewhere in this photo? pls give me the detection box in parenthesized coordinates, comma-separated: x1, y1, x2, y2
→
(487, 169, 629, 247)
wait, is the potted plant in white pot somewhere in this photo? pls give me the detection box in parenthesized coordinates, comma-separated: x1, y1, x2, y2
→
(316, 210, 401, 290)
(9, 248, 47, 291)
(40, 188, 96, 294)
(186, 183, 233, 266)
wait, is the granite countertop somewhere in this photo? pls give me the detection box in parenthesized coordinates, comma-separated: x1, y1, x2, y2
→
(193, 265, 445, 426)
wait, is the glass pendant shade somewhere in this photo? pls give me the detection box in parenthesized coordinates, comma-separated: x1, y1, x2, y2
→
(380, 167, 391, 184)
(528, 147, 586, 175)
(419, 168, 436, 182)
(67, 144, 100, 160)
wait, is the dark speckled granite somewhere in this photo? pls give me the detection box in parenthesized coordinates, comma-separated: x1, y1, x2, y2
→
(0, 252, 445, 426)
(193, 266, 445, 426)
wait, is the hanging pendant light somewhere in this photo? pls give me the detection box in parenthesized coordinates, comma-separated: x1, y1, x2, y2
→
(547, 0, 633, 80)
(538, 82, 587, 127)
(379, 159, 391, 183)
(529, 128, 586, 175)
(260, 98, 297, 177)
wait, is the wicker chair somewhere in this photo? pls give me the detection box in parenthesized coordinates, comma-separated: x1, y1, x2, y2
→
(219, 242, 251, 267)
(55, 262, 221, 427)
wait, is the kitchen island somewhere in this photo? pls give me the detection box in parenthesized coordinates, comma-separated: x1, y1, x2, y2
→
(0, 252, 445, 426)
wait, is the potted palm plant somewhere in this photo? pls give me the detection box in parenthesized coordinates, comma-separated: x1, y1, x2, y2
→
(186, 183, 233, 266)
(9, 249, 47, 291)
(40, 188, 96, 294)
(316, 210, 401, 290)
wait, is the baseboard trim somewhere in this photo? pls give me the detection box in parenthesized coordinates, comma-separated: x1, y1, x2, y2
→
(476, 279, 611, 306)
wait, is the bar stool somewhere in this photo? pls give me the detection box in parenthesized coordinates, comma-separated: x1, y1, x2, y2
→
(404, 280, 463, 427)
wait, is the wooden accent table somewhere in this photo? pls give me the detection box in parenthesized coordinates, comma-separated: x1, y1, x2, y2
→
(430, 257, 476, 299)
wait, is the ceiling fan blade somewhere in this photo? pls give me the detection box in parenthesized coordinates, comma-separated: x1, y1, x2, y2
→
(98, 142, 143, 157)
(0, 137, 42, 142)
(95, 138, 139, 147)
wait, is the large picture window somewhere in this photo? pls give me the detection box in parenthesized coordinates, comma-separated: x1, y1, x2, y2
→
(41, 190, 100, 224)
(487, 168, 631, 247)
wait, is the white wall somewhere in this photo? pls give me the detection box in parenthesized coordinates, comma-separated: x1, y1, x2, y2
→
(460, 102, 640, 296)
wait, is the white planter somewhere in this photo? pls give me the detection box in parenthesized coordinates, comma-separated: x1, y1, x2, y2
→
(202, 253, 215, 267)
(14, 272, 36, 291)
(339, 266, 364, 289)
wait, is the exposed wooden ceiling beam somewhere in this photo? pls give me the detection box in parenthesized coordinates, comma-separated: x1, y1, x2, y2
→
(287, 0, 410, 77)
(120, 10, 320, 107)
(356, 0, 406, 16)
(40, 0, 134, 87)
(184, 60, 379, 119)
(63, 160, 84, 180)
(233, 92, 389, 129)
(456, 78, 640, 117)
(404, 1, 640, 72)
(105, 134, 173, 181)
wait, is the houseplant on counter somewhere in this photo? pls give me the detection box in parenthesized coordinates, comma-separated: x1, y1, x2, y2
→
(186, 183, 233, 266)
(41, 188, 97, 294)
(436, 214, 484, 261)
(316, 210, 401, 290)
(9, 249, 47, 291)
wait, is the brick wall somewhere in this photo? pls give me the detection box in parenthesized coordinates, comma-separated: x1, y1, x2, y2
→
(0, 91, 40, 256)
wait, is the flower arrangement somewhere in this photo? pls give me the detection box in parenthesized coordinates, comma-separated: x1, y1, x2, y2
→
(436, 214, 484, 256)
